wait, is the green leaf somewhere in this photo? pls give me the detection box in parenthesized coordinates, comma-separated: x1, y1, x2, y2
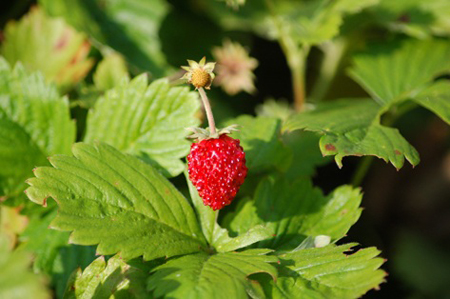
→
(19, 207, 96, 298)
(224, 115, 292, 173)
(25, 142, 206, 261)
(283, 131, 332, 178)
(265, 244, 386, 298)
(39, 0, 169, 77)
(282, 1, 344, 46)
(64, 255, 148, 299)
(283, 99, 420, 169)
(0, 58, 75, 196)
(19, 210, 71, 273)
(319, 123, 420, 169)
(0, 238, 50, 299)
(84, 77, 200, 177)
(372, 0, 450, 38)
(283, 41, 450, 169)
(256, 99, 294, 122)
(349, 40, 450, 107)
(283, 0, 378, 45)
(279, 0, 379, 46)
(203, 0, 377, 46)
(224, 175, 363, 251)
(334, 0, 380, 14)
(53, 245, 97, 298)
(185, 170, 272, 252)
(0, 7, 94, 91)
(283, 99, 380, 134)
(414, 81, 450, 125)
(93, 53, 130, 91)
(148, 249, 278, 298)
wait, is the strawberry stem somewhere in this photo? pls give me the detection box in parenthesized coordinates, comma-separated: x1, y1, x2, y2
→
(198, 87, 217, 136)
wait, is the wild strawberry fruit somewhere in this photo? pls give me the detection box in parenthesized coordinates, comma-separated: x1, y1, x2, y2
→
(182, 57, 247, 209)
(187, 134, 247, 210)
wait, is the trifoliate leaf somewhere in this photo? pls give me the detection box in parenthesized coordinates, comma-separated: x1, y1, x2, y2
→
(263, 244, 386, 298)
(148, 250, 278, 298)
(84, 77, 200, 177)
(25, 142, 206, 261)
(349, 40, 450, 107)
(39, 0, 169, 77)
(283, 99, 420, 168)
(93, 53, 129, 91)
(0, 7, 94, 91)
(185, 170, 272, 252)
(224, 175, 363, 251)
(64, 255, 148, 299)
(0, 58, 75, 197)
(224, 115, 292, 173)
(0, 239, 50, 299)
(414, 81, 450, 125)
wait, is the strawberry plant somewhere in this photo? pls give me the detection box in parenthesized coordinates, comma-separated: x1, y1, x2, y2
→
(1, 0, 450, 298)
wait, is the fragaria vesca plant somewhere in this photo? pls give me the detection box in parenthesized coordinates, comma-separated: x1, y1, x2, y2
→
(1, 1, 450, 298)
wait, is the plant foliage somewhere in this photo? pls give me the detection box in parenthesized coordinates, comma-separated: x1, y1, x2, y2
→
(2, 0, 448, 297)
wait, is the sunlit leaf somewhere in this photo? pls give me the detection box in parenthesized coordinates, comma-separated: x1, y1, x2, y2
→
(261, 244, 386, 298)
(0, 58, 75, 197)
(185, 170, 272, 252)
(19, 208, 96, 298)
(25, 142, 206, 261)
(64, 255, 148, 298)
(93, 53, 129, 91)
(84, 76, 200, 177)
(224, 175, 363, 250)
(148, 249, 277, 298)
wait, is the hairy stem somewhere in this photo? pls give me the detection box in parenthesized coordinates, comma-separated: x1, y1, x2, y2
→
(198, 87, 217, 136)
(310, 39, 347, 103)
(351, 156, 374, 186)
(265, 0, 308, 111)
(290, 51, 307, 111)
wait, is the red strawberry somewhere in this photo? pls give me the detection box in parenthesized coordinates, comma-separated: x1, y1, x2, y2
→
(187, 134, 248, 210)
